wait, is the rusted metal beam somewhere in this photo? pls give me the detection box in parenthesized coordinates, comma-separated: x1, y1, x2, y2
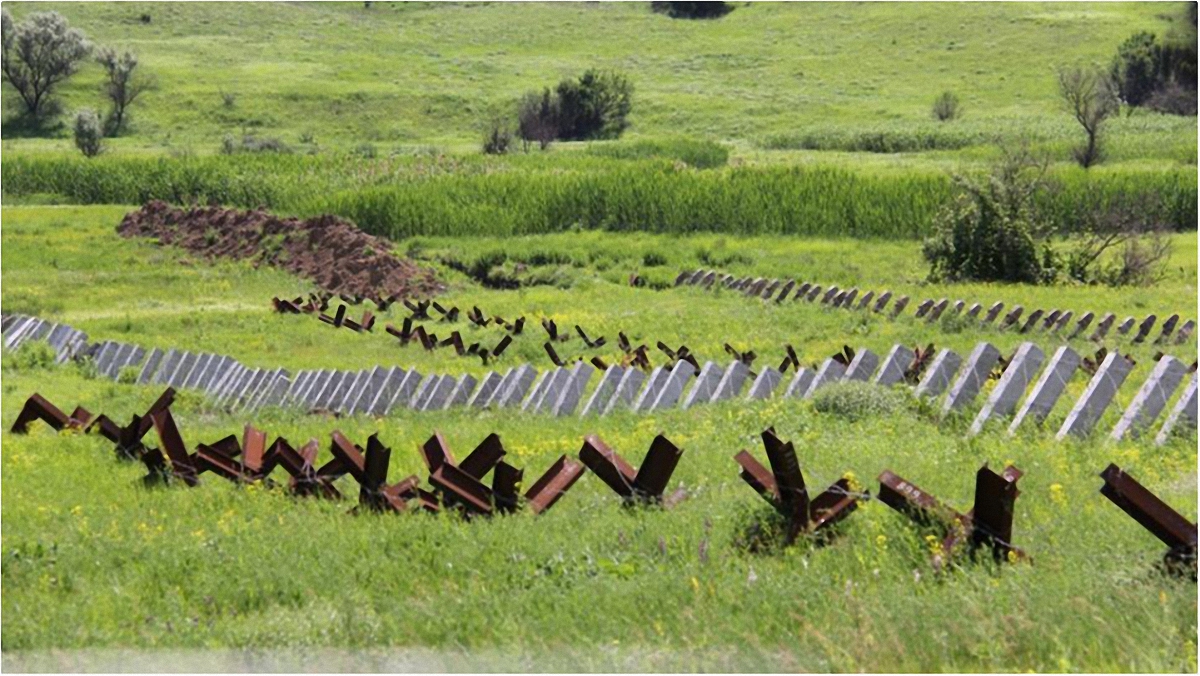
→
(150, 408, 199, 486)
(579, 433, 685, 506)
(877, 464, 1025, 568)
(1100, 463, 1197, 576)
(10, 393, 77, 434)
(735, 428, 866, 543)
(525, 455, 585, 514)
(579, 435, 637, 498)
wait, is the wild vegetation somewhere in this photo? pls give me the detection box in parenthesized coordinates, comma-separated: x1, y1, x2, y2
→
(0, 1, 1196, 670)
(3, 152, 1195, 239)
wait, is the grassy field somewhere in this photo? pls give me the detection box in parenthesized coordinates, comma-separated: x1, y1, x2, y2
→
(1, 1, 1197, 671)
(2, 205, 1195, 376)
(2, 204, 1197, 670)
(1, 1, 1196, 164)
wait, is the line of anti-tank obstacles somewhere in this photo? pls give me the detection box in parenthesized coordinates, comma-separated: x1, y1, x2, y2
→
(2, 312, 1195, 445)
(674, 269, 1197, 347)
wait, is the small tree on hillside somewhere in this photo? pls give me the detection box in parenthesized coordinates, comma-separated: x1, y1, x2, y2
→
(481, 113, 513, 155)
(1057, 65, 1118, 168)
(517, 88, 559, 151)
(96, 47, 154, 136)
(1, 10, 92, 120)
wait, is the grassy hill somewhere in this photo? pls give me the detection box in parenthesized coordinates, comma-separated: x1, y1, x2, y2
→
(2, 1, 1195, 162)
(1, 4, 1197, 668)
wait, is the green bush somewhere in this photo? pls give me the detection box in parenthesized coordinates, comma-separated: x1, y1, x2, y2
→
(810, 381, 907, 422)
(931, 91, 962, 122)
(650, 2, 733, 19)
(1110, 27, 1196, 113)
(1111, 32, 1162, 108)
(555, 70, 633, 141)
(72, 109, 104, 158)
(923, 152, 1058, 284)
(1, 341, 57, 371)
(117, 365, 140, 384)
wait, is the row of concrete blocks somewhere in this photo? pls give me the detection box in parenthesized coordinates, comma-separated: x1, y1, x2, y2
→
(3, 313, 1194, 443)
(674, 269, 1196, 346)
(906, 342, 1197, 444)
(1, 315, 91, 365)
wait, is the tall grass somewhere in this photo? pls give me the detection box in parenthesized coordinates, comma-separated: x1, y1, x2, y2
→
(585, 137, 730, 168)
(3, 153, 1195, 239)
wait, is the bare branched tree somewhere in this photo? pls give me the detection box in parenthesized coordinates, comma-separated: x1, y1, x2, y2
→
(1, 10, 92, 120)
(1065, 189, 1174, 287)
(1057, 65, 1119, 168)
(96, 47, 155, 136)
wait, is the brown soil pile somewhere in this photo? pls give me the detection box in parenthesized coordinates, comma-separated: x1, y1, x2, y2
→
(118, 201, 441, 301)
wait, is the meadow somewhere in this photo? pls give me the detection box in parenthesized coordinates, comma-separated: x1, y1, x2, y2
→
(1, 2, 1196, 158)
(1, 1, 1197, 671)
(2, 203, 1197, 671)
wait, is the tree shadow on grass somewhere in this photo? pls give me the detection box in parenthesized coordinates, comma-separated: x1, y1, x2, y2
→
(2, 109, 65, 139)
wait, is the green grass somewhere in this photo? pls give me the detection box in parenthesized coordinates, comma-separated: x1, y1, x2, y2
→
(3, 205, 1195, 379)
(2, 1, 1197, 668)
(4, 154, 1195, 238)
(1, 1, 1196, 161)
(3, 351, 1196, 670)
(2, 206, 1197, 669)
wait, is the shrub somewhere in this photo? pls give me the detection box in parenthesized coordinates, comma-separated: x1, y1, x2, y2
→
(931, 91, 961, 121)
(1064, 189, 1174, 287)
(1146, 81, 1198, 115)
(1, 340, 57, 371)
(642, 251, 668, 266)
(117, 365, 140, 384)
(1110, 26, 1197, 113)
(651, 2, 734, 19)
(923, 147, 1057, 284)
(73, 108, 104, 158)
(555, 69, 633, 141)
(481, 115, 513, 155)
(1111, 31, 1162, 108)
(1, 10, 92, 120)
(811, 381, 907, 422)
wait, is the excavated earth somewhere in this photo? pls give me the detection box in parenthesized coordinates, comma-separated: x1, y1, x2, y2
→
(118, 201, 441, 300)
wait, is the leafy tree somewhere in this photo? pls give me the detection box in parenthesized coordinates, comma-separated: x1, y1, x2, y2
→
(1, 10, 91, 120)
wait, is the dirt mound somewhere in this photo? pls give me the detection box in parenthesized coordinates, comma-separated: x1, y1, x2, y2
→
(118, 201, 441, 301)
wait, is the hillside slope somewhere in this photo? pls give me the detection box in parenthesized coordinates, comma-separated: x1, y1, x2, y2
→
(1, 2, 1192, 153)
